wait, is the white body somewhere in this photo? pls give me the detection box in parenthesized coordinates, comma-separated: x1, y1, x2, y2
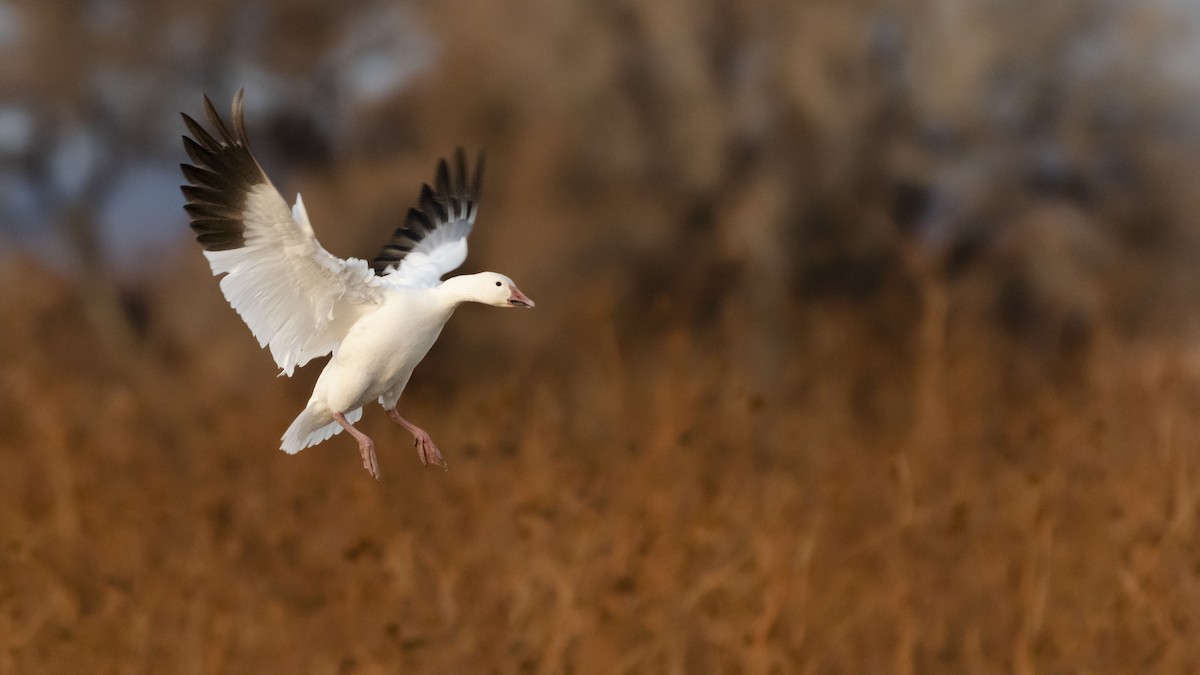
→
(282, 285, 458, 452)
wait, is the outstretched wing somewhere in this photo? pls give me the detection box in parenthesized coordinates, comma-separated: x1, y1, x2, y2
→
(372, 148, 484, 288)
(180, 90, 383, 376)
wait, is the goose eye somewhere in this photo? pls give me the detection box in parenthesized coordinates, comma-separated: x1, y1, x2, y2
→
(495, 281, 502, 287)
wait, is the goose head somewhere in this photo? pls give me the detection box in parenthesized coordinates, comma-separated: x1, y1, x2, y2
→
(454, 272, 535, 308)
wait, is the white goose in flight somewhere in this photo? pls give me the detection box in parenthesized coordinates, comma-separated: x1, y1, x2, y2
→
(179, 90, 534, 479)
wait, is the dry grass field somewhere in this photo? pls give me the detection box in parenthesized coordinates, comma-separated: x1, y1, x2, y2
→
(4, 245, 1200, 673)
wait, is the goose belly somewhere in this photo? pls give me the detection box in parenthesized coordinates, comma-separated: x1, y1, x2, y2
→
(316, 299, 449, 412)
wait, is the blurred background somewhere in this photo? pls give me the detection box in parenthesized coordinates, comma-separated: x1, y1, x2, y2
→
(4, 0, 1200, 671)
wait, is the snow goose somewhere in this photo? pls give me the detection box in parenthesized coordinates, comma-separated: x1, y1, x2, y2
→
(179, 90, 534, 479)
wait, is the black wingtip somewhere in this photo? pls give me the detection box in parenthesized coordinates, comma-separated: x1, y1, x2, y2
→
(180, 88, 266, 252)
(435, 157, 451, 196)
(369, 149, 487, 275)
(453, 147, 468, 191)
(201, 94, 228, 142)
(471, 150, 485, 204)
(231, 88, 248, 145)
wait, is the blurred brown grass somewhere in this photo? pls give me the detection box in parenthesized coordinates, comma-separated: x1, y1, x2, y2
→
(4, 247, 1200, 673)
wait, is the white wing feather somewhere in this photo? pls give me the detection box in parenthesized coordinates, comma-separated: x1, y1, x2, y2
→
(383, 233, 469, 288)
(202, 187, 382, 376)
(182, 92, 384, 376)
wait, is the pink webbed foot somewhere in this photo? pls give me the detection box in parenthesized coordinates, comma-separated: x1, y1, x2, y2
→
(358, 439, 380, 479)
(334, 411, 381, 480)
(388, 409, 448, 470)
(412, 429, 447, 470)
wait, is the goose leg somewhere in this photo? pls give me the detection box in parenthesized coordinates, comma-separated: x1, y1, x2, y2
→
(387, 409, 448, 470)
(334, 411, 379, 479)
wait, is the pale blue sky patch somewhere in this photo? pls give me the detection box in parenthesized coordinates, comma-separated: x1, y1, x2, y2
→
(0, 2, 23, 49)
(98, 165, 189, 268)
(0, 105, 34, 155)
